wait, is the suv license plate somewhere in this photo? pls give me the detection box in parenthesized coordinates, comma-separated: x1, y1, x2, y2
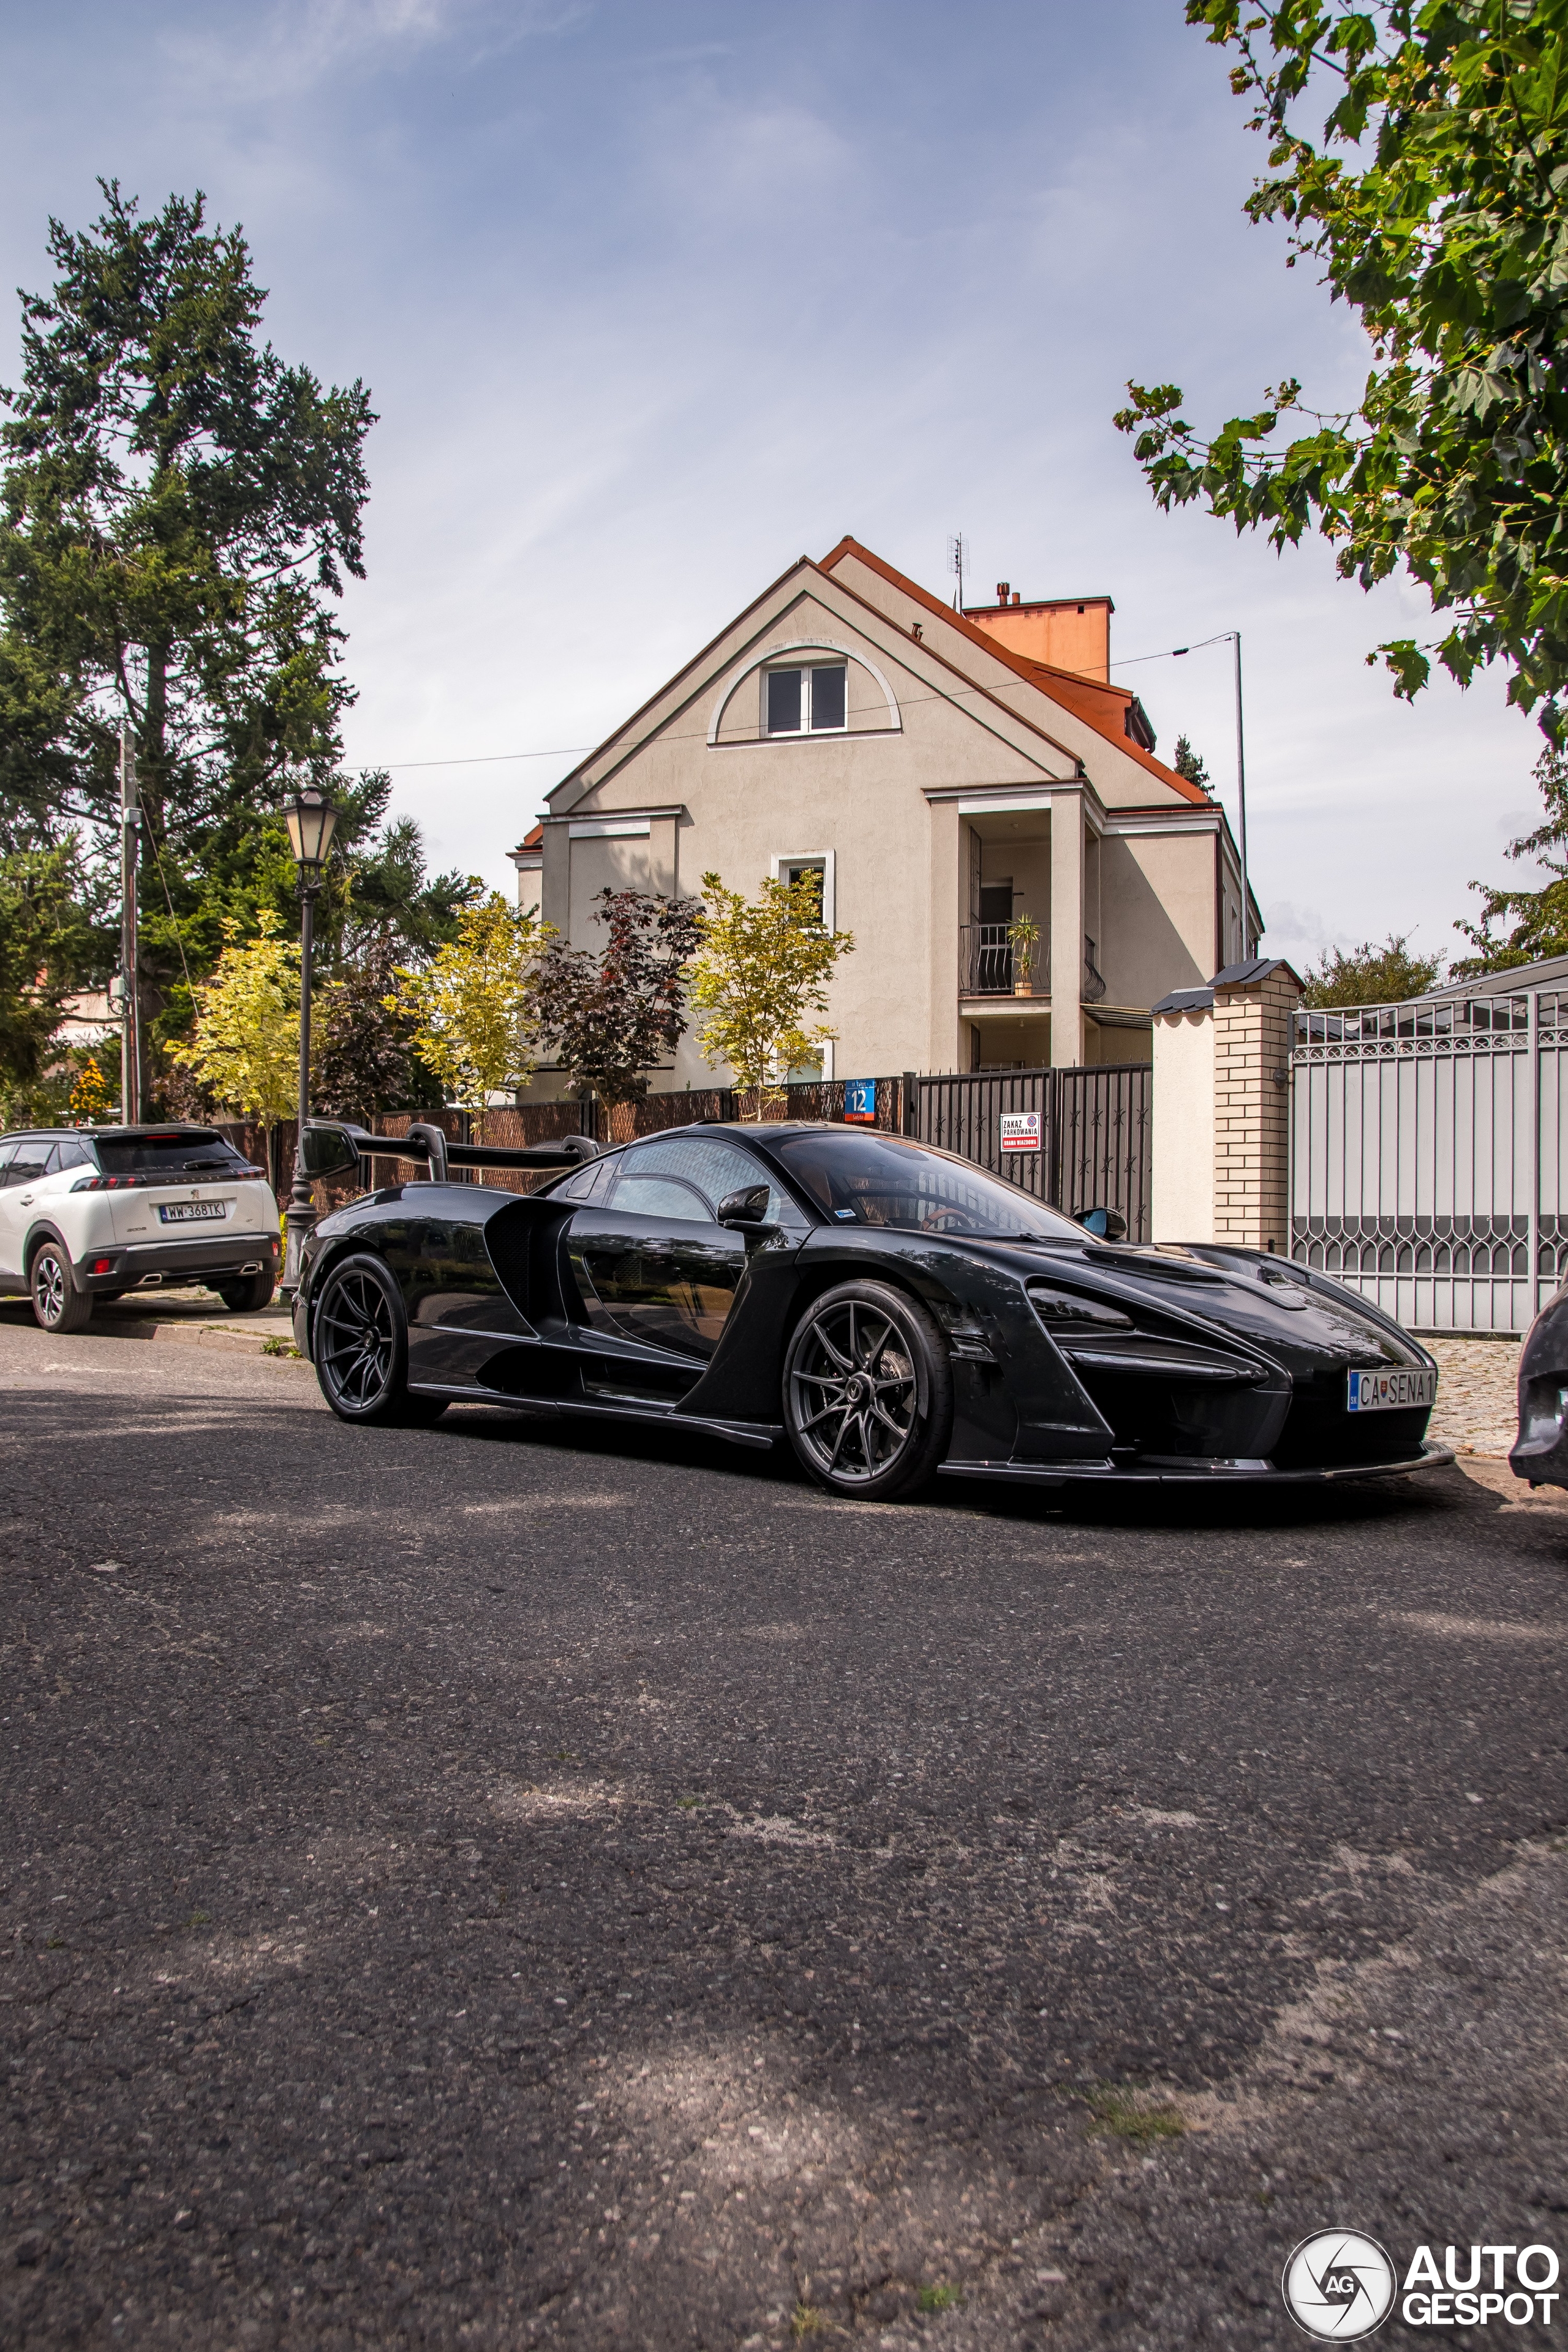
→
(1347, 1368, 1436, 1413)
(157, 1200, 227, 1224)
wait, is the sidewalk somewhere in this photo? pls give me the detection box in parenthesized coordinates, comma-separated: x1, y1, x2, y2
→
(1424, 1335, 1521, 1461)
(0, 1286, 304, 1361)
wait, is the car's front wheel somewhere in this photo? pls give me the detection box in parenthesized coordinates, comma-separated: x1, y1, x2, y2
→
(312, 1253, 447, 1427)
(30, 1242, 94, 1335)
(214, 1271, 276, 1313)
(782, 1279, 952, 1500)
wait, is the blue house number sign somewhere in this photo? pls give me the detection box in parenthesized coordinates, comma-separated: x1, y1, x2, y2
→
(843, 1078, 877, 1124)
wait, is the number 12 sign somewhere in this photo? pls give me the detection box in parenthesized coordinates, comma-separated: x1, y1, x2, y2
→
(843, 1078, 877, 1123)
(1000, 1110, 1041, 1154)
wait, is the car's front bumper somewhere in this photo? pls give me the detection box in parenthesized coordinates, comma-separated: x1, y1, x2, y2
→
(940, 1439, 1455, 1487)
(70, 1232, 281, 1292)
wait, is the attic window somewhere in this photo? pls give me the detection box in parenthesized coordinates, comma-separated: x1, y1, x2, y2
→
(766, 665, 846, 736)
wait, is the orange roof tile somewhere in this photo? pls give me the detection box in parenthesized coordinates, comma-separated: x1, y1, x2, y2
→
(818, 536, 1211, 807)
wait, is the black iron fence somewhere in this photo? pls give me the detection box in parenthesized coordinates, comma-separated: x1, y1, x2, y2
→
(243, 1061, 1151, 1238)
(913, 1064, 1150, 1239)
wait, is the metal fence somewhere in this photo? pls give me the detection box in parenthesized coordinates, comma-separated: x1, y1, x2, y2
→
(1289, 988, 1568, 1332)
(262, 1061, 1152, 1238)
(914, 1064, 1150, 1238)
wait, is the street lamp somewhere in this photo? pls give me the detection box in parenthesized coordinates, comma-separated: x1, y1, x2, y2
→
(281, 781, 340, 1292)
(1172, 630, 1251, 957)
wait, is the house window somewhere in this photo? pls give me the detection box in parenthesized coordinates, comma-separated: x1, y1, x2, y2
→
(780, 857, 826, 925)
(774, 850, 835, 935)
(766, 664, 846, 736)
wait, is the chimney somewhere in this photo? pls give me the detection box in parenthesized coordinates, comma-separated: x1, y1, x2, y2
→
(995, 581, 1009, 604)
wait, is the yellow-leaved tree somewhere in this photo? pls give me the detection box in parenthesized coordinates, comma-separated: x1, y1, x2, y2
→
(385, 894, 552, 1136)
(688, 871, 854, 1114)
(168, 912, 301, 1152)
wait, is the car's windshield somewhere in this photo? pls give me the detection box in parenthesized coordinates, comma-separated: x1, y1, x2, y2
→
(92, 1130, 254, 1178)
(771, 1129, 1087, 1242)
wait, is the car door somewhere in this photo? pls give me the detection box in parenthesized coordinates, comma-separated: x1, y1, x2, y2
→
(565, 1137, 786, 1361)
(0, 1141, 23, 1280)
(0, 1137, 53, 1281)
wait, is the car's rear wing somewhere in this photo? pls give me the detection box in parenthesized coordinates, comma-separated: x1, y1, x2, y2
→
(300, 1118, 598, 1186)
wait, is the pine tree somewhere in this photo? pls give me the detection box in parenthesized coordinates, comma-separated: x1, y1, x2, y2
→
(1172, 736, 1210, 790)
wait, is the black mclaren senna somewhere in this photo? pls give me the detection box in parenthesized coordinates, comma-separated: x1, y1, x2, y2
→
(291, 1118, 1451, 1501)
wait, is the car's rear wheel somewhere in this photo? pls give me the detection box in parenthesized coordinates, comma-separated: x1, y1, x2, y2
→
(214, 1271, 276, 1313)
(782, 1279, 952, 1500)
(30, 1242, 93, 1335)
(313, 1253, 447, 1427)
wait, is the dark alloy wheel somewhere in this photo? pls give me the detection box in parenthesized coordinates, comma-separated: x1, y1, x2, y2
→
(313, 1253, 447, 1427)
(214, 1270, 276, 1313)
(30, 1242, 93, 1335)
(783, 1278, 952, 1500)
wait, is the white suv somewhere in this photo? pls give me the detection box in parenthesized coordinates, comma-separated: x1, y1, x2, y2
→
(0, 1125, 283, 1333)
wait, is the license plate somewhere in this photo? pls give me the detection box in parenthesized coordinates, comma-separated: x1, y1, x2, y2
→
(157, 1200, 227, 1224)
(1347, 1367, 1436, 1413)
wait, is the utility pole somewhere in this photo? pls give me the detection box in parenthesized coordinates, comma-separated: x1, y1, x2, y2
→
(1232, 630, 1250, 954)
(1172, 630, 1252, 957)
(119, 726, 140, 1124)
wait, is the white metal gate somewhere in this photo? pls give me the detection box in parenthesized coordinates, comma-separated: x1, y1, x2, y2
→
(1289, 989, 1568, 1333)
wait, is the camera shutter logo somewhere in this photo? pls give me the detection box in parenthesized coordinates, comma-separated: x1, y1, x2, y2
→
(1282, 2231, 1396, 2340)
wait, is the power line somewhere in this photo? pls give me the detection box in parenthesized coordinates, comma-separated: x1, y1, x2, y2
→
(1107, 632, 1236, 669)
(20, 634, 1232, 824)
(364, 745, 597, 771)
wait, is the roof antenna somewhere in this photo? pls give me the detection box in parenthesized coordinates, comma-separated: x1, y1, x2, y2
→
(948, 532, 968, 612)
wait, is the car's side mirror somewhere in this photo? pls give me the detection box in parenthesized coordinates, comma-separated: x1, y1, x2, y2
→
(1076, 1205, 1128, 1241)
(716, 1183, 774, 1230)
(300, 1120, 372, 1181)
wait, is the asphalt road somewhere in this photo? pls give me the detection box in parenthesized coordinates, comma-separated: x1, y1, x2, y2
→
(2, 1312, 1566, 2351)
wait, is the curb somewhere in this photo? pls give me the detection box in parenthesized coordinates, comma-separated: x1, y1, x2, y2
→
(99, 1319, 307, 1363)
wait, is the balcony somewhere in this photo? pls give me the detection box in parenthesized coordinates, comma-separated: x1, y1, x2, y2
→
(961, 922, 1048, 998)
(959, 926, 1109, 1003)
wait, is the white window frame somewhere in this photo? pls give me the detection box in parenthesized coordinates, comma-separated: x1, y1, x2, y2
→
(763, 662, 848, 739)
(771, 850, 836, 1078)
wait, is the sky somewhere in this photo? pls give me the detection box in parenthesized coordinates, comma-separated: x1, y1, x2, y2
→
(0, 0, 1548, 973)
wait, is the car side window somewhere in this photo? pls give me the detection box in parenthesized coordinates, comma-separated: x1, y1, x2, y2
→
(616, 1136, 801, 1227)
(609, 1172, 715, 1221)
(552, 1155, 611, 1203)
(6, 1140, 50, 1186)
(0, 1142, 17, 1186)
(52, 1139, 91, 1172)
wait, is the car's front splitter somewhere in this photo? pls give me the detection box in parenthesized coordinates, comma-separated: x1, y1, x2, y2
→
(940, 1440, 1455, 1487)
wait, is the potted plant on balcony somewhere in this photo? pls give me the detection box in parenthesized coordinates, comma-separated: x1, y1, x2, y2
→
(1008, 914, 1041, 997)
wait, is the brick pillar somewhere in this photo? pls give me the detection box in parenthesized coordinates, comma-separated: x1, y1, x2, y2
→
(1212, 964, 1300, 1252)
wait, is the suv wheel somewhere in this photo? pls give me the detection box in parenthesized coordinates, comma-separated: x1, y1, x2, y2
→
(214, 1271, 276, 1313)
(31, 1243, 94, 1335)
(782, 1279, 952, 1500)
(313, 1253, 447, 1427)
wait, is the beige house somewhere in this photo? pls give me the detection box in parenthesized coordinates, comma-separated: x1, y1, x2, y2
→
(511, 537, 1257, 1089)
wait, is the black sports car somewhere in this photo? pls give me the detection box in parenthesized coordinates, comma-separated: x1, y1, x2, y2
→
(292, 1118, 1450, 1500)
(1510, 1287, 1568, 1487)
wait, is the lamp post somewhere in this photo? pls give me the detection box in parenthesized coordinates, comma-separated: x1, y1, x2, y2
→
(281, 782, 340, 1292)
(1172, 630, 1251, 956)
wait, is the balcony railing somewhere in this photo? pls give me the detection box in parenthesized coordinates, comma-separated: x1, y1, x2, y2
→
(962, 922, 1050, 996)
(960, 926, 1112, 1000)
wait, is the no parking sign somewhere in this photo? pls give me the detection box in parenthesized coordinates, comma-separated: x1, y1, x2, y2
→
(1000, 1110, 1041, 1153)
